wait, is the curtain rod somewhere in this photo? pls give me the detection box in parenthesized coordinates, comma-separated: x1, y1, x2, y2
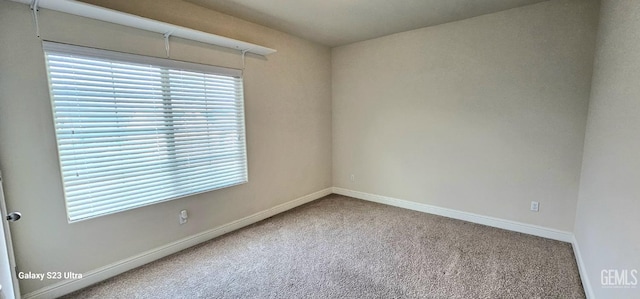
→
(16, 0, 277, 56)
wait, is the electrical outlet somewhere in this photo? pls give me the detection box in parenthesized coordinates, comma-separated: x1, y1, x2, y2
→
(350, 174, 355, 182)
(179, 209, 188, 224)
(530, 201, 539, 212)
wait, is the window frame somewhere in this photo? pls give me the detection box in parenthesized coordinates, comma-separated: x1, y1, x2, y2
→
(42, 41, 249, 223)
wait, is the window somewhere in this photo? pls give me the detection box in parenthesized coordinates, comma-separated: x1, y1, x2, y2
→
(43, 42, 248, 222)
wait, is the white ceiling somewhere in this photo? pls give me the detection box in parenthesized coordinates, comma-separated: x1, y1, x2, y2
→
(185, 0, 549, 47)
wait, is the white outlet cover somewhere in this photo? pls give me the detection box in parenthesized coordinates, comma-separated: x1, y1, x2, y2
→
(530, 201, 539, 212)
(179, 209, 188, 224)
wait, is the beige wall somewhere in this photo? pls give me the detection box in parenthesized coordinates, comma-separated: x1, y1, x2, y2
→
(574, 0, 640, 297)
(0, 0, 331, 294)
(332, 0, 599, 232)
(6, 0, 634, 296)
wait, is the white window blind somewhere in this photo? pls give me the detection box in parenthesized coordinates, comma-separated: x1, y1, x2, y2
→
(43, 41, 248, 222)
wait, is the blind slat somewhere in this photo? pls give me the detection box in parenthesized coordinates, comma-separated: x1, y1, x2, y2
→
(62, 151, 242, 173)
(45, 42, 247, 222)
(65, 158, 245, 187)
(68, 176, 246, 217)
(66, 164, 246, 198)
(59, 142, 242, 161)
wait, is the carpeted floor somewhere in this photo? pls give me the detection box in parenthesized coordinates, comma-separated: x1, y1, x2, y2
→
(62, 194, 585, 298)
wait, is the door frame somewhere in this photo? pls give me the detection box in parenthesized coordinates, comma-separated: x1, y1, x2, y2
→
(0, 170, 21, 299)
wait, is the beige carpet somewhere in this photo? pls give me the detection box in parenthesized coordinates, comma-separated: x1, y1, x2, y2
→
(62, 194, 585, 298)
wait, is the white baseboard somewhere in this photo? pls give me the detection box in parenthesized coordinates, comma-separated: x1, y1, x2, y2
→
(22, 187, 333, 299)
(572, 235, 595, 299)
(332, 187, 573, 243)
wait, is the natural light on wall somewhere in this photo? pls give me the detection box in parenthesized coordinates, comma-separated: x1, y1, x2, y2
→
(42, 41, 248, 222)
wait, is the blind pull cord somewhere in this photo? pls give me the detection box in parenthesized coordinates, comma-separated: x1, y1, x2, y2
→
(30, 0, 41, 38)
(163, 32, 172, 58)
(241, 49, 249, 75)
